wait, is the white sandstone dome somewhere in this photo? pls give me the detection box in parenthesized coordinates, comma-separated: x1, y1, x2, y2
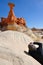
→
(0, 31, 41, 65)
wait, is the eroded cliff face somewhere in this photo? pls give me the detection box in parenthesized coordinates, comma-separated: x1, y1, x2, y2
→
(0, 3, 26, 31)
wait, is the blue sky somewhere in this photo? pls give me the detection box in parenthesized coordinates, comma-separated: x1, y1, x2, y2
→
(0, 0, 43, 28)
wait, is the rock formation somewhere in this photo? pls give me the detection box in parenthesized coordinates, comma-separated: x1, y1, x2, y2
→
(0, 3, 41, 41)
(0, 3, 26, 31)
(31, 28, 43, 40)
(0, 31, 41, 65)
(16, 18, 26, 26)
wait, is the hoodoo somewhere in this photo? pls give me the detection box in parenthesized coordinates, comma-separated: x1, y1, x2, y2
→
(0, 3, 26, 31)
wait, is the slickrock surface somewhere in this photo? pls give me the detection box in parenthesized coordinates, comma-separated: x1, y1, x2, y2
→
(0, 31, 41, 65)
(7, 23, 40, 41)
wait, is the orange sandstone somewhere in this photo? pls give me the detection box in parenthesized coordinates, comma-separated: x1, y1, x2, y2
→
(0, 3, 26, 30)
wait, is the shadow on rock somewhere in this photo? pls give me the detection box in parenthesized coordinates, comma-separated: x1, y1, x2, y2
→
(24, 42, 43, 65)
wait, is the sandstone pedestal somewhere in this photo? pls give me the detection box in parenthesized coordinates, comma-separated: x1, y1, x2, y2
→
(0, 3, 26, 31)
